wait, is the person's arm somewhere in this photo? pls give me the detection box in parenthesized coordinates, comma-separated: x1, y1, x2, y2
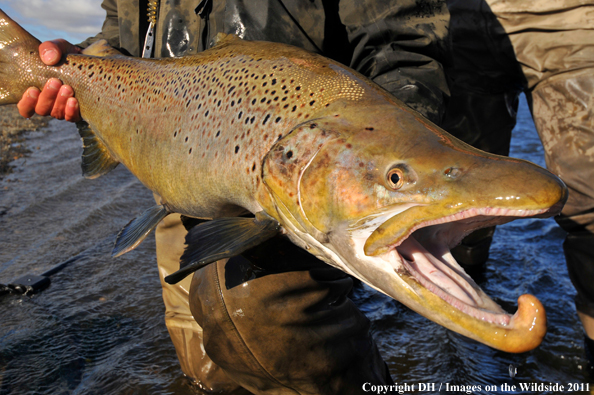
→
(78, 0, 120, 50)
(17, 0, 119, 122)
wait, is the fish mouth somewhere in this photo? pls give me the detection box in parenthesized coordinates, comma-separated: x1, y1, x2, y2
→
(357, 205, 558, 352)
(387, 207, 554, 317)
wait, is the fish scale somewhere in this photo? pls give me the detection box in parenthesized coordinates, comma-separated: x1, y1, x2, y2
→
(56, 35, 375, 218)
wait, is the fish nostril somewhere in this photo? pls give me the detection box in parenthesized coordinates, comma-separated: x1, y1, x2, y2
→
(444, 167, 462, 179)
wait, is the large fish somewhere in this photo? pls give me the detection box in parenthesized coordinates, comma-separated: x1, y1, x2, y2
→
(0, 10, 566, 353)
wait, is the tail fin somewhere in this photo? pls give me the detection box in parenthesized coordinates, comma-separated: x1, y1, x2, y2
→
(0, 9, 43, 105)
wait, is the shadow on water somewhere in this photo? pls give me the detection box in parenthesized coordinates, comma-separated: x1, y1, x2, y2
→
(0, 97, 592, 394)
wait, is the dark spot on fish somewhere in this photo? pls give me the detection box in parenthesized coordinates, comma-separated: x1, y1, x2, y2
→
(286, 151, 293, 159)
(216, 130, 221, 137)
(309, 100, 315, 106)
(310, 123, 317, 129)
(292, 106, 297, 112)
(296, 86, 301, 91)
(205, 110, 209, 117)
(238, 111, 243, 119)
(346, 143, 352, 149)
(235, 146, 240, 154)
(185, 136, 188, 142)
(89, 72, 94, 78)
(189, 148, 192, 154)
(252, 163, 256, 171)
(77, 64, 83, 70)
(252, 99, 256, 105)
(263, 114, 270, 125)
(275, 117, 281, 123)
(231, 100, 235, 106)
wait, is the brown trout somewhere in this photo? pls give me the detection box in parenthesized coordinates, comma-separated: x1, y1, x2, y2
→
(0, 10, 567, 353)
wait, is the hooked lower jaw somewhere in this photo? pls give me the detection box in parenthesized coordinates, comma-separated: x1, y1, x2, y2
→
(365, 207, 552, 352)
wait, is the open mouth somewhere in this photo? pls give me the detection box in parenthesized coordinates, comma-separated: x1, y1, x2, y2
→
(381, 206, 556, 326)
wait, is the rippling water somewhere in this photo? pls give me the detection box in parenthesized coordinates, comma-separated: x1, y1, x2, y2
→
(0, 96, 592, 394)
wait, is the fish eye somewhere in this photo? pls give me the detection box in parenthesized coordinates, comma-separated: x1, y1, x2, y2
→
(386, 168, 404, 190)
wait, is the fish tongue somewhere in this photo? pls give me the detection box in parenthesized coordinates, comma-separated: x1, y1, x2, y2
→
(397, 236, 482, 306)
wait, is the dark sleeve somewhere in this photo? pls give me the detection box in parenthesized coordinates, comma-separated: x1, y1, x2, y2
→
(77, 0, 120, 49)
(340, 0, 451, 124)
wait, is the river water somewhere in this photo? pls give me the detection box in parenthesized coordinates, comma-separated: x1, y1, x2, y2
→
(0, 96, 592, 394)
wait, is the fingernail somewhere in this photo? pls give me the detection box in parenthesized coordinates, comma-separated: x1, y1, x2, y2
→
(67, 98, 78, 108)
(42, 49, 59, 64)
(60, 85, 73, 97)
(47, 79, 61, 91)
(27, 89, 39, 99)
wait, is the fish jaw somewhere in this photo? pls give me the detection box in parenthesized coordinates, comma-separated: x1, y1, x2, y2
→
(339, 207, 551, 353)
(274, 205, 548, 353)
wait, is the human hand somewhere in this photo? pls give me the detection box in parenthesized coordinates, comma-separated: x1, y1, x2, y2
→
(17, 39, 82, 122)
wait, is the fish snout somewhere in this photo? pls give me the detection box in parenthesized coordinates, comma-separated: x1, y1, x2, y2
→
(443, 154, 568, 215)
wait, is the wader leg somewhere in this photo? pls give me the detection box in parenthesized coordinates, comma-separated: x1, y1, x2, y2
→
(155, 213, 247, 392)
(189, 238, 393, 395)
(529, 70, 594, 349)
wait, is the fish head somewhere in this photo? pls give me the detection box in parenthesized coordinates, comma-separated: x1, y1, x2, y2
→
(263, 101, 567, 353)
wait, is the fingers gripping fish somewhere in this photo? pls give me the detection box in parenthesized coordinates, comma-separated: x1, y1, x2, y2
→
(0, 10, 567, 353)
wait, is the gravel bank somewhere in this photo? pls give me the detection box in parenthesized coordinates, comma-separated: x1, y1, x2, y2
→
(0, 105, 50, 178)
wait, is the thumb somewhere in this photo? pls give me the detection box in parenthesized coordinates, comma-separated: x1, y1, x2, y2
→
(39, 39, 82, 66)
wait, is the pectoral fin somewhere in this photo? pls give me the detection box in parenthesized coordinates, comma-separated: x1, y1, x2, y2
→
(112, 205, 169, 257)
(164, 212, 281, 284)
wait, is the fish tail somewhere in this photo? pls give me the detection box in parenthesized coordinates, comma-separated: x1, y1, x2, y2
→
(0, 9, 44, 105)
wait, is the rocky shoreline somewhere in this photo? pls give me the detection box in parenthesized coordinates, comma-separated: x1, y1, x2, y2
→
(0, 105, 50, 179)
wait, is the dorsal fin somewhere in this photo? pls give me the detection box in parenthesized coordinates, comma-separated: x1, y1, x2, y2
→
(76, 121, 119, 179)
(210, 33, 241, 48)
(81, 39, 123, 57)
